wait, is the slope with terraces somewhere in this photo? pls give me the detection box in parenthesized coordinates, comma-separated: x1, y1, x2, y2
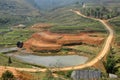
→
(23, 31, 104, 52)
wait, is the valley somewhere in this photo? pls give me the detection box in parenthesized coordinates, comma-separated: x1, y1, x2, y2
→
(0, 0, 120, 79)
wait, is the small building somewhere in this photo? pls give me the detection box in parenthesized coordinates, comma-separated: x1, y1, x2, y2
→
(71, 70, 101, 80)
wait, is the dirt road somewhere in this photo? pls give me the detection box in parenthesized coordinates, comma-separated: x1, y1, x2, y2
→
(0, 10, 114, 72)
(49, 10, 114, 71)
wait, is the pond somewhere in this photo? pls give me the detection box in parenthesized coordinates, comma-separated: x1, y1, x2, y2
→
(8, 54, 88, 68)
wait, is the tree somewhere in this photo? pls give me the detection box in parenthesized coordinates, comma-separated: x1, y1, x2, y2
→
(1, 70, 15, 80)
(104, 48, 117, 74)
(8, 57, 12, 66)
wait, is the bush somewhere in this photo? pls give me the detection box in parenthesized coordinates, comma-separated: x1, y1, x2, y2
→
(1, 70, 15, 80)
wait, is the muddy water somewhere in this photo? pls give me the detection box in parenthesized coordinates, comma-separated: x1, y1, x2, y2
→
(8, 54, 88, 67)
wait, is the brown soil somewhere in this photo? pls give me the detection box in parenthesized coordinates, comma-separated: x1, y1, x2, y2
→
(23, 31, 104, 52)
(0, 67, 32, 80)
(31, 23, 53, 31)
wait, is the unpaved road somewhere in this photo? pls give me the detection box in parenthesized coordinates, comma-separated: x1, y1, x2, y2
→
(0, 10, 114, 72)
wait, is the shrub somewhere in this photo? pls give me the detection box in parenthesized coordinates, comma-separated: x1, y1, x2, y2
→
(1, 70, 15, 80)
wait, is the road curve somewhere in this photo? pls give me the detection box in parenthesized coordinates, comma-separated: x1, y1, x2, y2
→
(49, 10, 114, 71)
(0, 10, 114, 72)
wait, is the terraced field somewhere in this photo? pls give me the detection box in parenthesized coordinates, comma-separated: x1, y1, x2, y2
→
(0, 28, 34, 46)
(43, 7, 106, 34)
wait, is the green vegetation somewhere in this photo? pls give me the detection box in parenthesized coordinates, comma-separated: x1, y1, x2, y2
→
(43, 6, 106, 33)
(0, 0, 40, 16)
(56, 70, 73, 79)
(109, 16, 120, 43)
(104, 47, 120, 77)
(80, 6, 120, 19)
(8, 57, 12, 66)
(0, 53, 33, 68)
(1, 70, 15, 80)
(0, 29, 34, 46)
(104, 48, 117, 74)
(72, 45, 100, 55)
(0, 14, 45, 27)
(0, 0, 45, 28)
(30, 72, 46, 80)
(109, 16, 120, 77)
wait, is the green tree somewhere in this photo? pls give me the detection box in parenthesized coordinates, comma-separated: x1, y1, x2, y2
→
(104, 48, 117, 74)
(8, 57, 12, 66)
(1, 70, 15, 80)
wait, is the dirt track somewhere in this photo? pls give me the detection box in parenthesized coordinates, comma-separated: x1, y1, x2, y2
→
(0, 10, 114, 73)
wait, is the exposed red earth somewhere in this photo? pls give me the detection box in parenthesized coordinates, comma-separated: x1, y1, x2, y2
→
(23, 31, 104, 52)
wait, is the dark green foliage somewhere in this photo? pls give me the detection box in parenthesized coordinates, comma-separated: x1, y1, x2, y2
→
(109, 16, 120, 45)
(104, 48, 118, 74)
(81, 6, 120, 19)
(8, 57, 12, 65)
(1, 70, 15, 80)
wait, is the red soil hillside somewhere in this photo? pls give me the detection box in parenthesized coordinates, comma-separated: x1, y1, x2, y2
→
(23, 32, 104, 52)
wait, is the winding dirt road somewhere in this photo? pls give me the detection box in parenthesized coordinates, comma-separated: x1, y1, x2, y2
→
(0, 10, 114, 72)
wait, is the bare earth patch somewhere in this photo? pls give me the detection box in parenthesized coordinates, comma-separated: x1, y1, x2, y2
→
(31, 23, 53, 31)
(23, 31, 104, 52)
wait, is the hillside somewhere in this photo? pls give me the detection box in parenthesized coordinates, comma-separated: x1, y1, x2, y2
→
(0, 0, 40, 16)
(34, 0, 79, 10)
(42, 6, 106, 33)
(35, 0, 120, 10)
(0, 0, 42, 27)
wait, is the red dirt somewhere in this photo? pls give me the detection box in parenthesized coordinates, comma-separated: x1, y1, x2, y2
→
(23, 31, 104, 52)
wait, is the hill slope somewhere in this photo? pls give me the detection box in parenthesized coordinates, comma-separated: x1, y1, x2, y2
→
(35, 0, 120, 10)
(0, 0, 42, 27)
(0, 0, 40, 16)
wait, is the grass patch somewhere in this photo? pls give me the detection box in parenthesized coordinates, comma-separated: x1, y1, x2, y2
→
(72, 45, 100, 55)
(0, 53, 32, 68)
(30, 72, 46, 80)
